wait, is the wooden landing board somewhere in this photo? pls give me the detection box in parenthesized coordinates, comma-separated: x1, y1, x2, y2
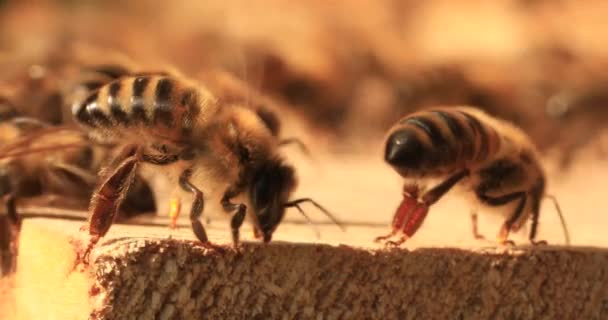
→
(7, 217, 608, 319)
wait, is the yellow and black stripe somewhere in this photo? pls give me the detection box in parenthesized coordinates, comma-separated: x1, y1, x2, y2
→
(73, 76, 202, 135)
(385, 107, 501, 172)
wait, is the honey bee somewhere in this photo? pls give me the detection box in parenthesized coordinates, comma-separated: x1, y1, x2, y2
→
(375, 106, 570, 246)
(72, 72, 339, 260)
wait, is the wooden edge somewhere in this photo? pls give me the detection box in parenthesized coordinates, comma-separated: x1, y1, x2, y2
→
(13, 218, 608, 319)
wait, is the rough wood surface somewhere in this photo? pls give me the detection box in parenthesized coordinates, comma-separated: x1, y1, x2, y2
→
(9, 217, 608, 320)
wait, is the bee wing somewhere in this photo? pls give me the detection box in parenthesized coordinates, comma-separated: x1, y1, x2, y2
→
(48, 162, 98, 186)
(0, 126, 88, 160)
(41, 162, 98, 198)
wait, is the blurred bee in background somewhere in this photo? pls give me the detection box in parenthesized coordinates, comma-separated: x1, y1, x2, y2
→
(71, 69, 341, 262)
(0, 108, 156, 274)
(546, 84, 608, 168)
(0, 116, 98, 274)
(0, 62, 66, 125)
(375, 106, 570, 246)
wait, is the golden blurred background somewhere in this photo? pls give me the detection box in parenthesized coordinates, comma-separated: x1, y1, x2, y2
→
(1, 0, 607, 160)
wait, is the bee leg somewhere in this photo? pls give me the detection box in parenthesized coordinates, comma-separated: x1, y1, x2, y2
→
(375, 194, 418, 243)
(470, 211, 486, 240)
(397, 170, 469, 238)
(3, 193, 19, 228)
(421, 170, 469, 206)
(476, 190, 527, 245)
(0, 170, 18, 227)
(528, 181, 548, 246)
(77, 145, 141, 266)
(0, 171, 19, 274)
(178, 169, 206, 242)
(178, 169, 222, 252)
(221, 187, 247, 248)
(0, 214, 13, 275)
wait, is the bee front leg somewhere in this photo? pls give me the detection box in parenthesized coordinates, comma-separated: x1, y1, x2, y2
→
(178, 169, 207, 242)
(221, 185, 247, 248)
(178, 169, 223, 252)
(400, 170, 469, 240)
(374, 195, 418, 244)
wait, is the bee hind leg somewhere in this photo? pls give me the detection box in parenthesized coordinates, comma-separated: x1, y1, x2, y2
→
(76, 145, 141, 267)
(475, 188, 527, 246)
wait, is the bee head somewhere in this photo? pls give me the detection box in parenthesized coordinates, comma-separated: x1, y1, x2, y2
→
(249, 159, 296, 242)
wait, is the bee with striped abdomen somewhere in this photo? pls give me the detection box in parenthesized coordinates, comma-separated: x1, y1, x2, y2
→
(375, 106, 570, 246)
(72, 72, 339, 262)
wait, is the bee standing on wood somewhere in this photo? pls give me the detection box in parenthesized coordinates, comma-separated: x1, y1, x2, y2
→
(376, 106, 570, 246)
(72, 71, 340, 262)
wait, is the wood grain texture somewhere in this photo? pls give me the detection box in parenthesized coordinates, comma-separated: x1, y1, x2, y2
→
(10, 218, 608, 320)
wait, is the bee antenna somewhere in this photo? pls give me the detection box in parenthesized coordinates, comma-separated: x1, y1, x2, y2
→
(278, 138, 312, 158)
(284, 198, 346, 231)
(544, 194, 571, 245)
(287, 203, 321, 239)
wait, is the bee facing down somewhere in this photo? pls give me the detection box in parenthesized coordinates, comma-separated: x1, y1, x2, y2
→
(72, 72, 339, 261)
(376, 106, 570, 246)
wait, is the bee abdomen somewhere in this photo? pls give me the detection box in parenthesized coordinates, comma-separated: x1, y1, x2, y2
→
(73, 76, 203, 134)
(385, 108, 500, 171)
